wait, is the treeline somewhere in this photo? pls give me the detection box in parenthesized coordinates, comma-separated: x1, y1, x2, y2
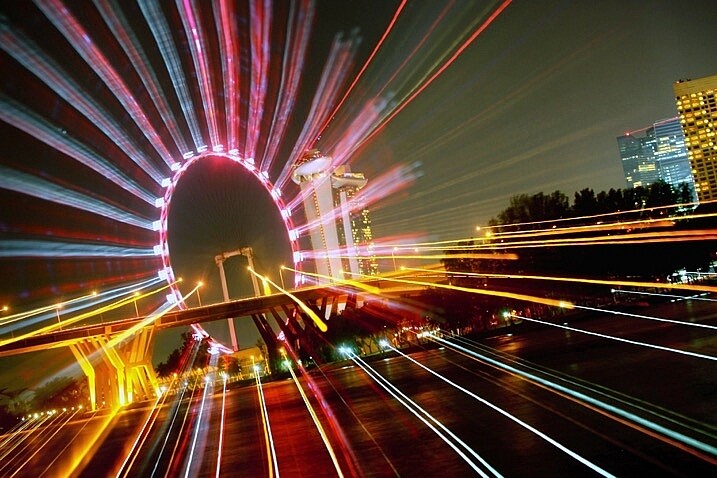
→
(488, 181, 693, 229)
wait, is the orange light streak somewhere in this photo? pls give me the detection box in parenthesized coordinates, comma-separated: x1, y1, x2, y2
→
(403, 267, 717, 295)
(352, 271, 572, 309)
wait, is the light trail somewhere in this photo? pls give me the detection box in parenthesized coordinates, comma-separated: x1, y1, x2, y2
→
(151, 340, 202, 477)
(177, 0, 221, 150)
(0, 166, 154, 230)
(214, 0, 241, 154)
(381, 344, 617, 477)
(105, 281, 196, 349)
(36, 0, 178, 168)
(0, 415, 52, 464)
(281, 266, 381, 295)
(7, 409, 80, 478)
(0, 24, 167, 184)
(138, 0, 204, 151)
(57, 407, 120, 476)
(613, 289, 717, 302)
(347, 351, 502, 477)
(0, 279, 176, 348)
(215, 374, 227, 478)
(275, 33, 360, 189)
(309, 364, 402, 477)
(184, 375, 212, 478)
(509, 313, 717, 361)
(403, 266, 717, 295)
(253, 357, 280, 478)
(93, 0, 190, 155)
(0, 96, 159, 203)
(38, 410, 100, 477)
(0, 412, 61, 474)
(259, 0, 315, 172)
(0, 239, 155, 259)
(359, 0, 513, 149)
(248, 268, 328, 332)
(351, 271, 573, 309)
(244, 0, 271, 160)
(573, 304, 717, 330)
(283, 353, 345, 477)
(434, 333, 717, 462)
(115, 394, 166, 478)
(312, 0, 408, 145)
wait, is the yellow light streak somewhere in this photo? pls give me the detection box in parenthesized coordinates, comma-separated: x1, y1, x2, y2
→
(0, 281, 179, 348)
(403, 267, 717, 294)
(253, 355, 277, 478)
(283, 352, 344, 477)
(352, 271, 572, 309)
(0, 291, 98, 326)
(105, 281, 194, 349)
(281, 266, 381, 295)
(248, 268, 328, 332)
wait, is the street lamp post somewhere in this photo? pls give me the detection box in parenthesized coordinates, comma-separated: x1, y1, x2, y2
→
(392, 247, 397, 271)
(55, 304, 62, 330)
(132, 292, 139, 317)
(197, 281, 203, 307)
(279, 266, 285, 290)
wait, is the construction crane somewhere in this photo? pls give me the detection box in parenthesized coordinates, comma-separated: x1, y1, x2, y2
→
(214, 246, 260, 351)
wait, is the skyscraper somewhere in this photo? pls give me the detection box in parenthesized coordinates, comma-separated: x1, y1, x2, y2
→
(616, 117, 695, 199)
(292, 151, 377, 284)
(674, 74, 717, 202)
(617, 129, 658, 189)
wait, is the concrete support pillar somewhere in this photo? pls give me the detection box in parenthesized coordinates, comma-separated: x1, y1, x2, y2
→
(68, 327, 159, 411)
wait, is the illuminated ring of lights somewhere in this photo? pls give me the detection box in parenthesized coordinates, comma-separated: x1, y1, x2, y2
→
(154, 151, 301, 307)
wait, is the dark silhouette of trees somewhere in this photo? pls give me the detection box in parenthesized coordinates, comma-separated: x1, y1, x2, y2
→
(156, 331, 209, 376)
(490, 181, 693, 229)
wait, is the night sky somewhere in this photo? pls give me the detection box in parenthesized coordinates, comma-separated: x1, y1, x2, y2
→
(1, 1, 716, 386)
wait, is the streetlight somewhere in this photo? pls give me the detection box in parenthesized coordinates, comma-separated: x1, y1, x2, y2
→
(132, 291, 139, 317)
(279, 265, 285, 290)
(392, 247, 397, 271)
(55, 304, 62, 330)
(197, 281, 203, 307)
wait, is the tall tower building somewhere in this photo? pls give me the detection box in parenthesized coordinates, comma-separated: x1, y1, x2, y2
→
(674, 74, 717, 202)
(616, 117, 695, 199)
(653, 117, 696, 200)
(617, 129, 658, 188)
(292, 151, 377, 284)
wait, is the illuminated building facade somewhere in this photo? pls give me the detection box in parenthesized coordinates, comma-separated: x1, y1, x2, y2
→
(674, 74, 717, 202)
(617, 130, 658, 188)
(616, 117, 694, 198)
(292, 151, 377, 283)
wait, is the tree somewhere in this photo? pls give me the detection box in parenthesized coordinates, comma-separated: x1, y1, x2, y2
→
(156, 331, 209, 377)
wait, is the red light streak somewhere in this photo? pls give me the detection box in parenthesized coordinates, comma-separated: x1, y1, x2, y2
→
(361, 0, 513, 147)
(312, 0, 408, 146)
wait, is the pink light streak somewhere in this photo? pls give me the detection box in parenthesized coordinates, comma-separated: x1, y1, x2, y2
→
(244, 0, 272, 160)
(312, 0, 408, 147)
(259, 0, 315, 173)
(178, 0, 221, 150)
(139, 0, 205, 151)
(37, 0, 179, 168)
(93, 0, 192, 156)
(214, 0, 241, 153)
(275, 33, 360, 189)
(361, 0, 513, 147)
(0, 26, 166, 184)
